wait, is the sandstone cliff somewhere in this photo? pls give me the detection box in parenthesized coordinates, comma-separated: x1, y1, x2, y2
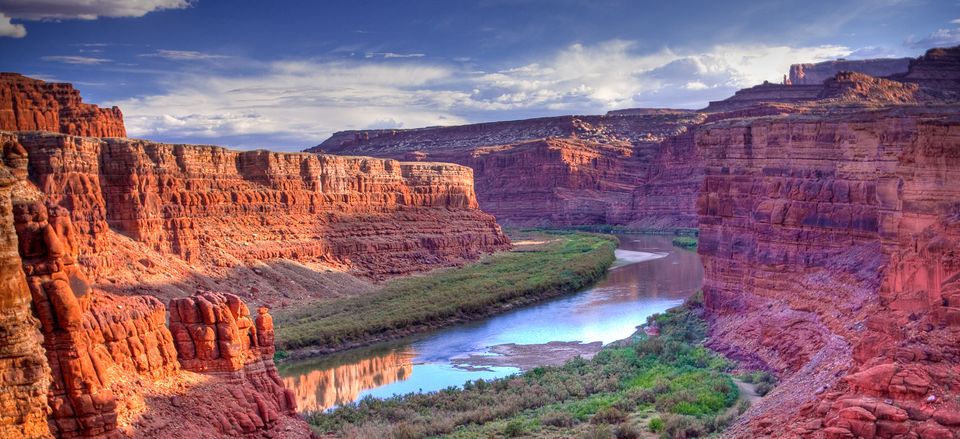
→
(0, 134, 313, 438)
(310, 111, 706, 228)
(789, 58, 911, 85)
(7, 131, 508, 306)
(0, 136, 51, 438)
(0, 74, 125, 138)
(698, 106, 960, 438)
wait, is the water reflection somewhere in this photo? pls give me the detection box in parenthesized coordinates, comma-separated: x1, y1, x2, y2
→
(280, 344, 416, 412)
(279, 235, 703, 412)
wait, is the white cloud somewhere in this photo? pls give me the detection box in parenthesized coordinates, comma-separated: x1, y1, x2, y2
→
(0, 12, 24, 37)
(365, 52, 427, 59)
(0, 0, 190, 20)
(140, 49, 230, 61)
(951, 18, 960, 25)
(0, 0, 189, 36)
(907, 28, 960, 49)
(113, 60, 472, 146)
(114, 41, 856, 148)
(41, 55, 111, 64)
(471, 41, 850, 111)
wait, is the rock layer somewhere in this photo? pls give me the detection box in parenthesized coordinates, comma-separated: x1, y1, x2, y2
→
(789, 58, 911, 85)
(0, 73, 125, 138)
(7, 131, 508, 305)
(310, 111, 706, 228)
(0, 137, 51, 438)
(698, 107, 960, 438)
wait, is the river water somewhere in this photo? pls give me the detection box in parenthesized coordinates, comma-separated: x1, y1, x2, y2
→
(278, 235, 703, 413)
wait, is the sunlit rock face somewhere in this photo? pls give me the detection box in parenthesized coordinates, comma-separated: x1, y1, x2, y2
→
(6, 130, 509, 307)
(282, 349, 415, 412)
(789, 58, 912, 85)
(309, 111, 707, 229)
(0, 73, 126, 138)
(0, 137, 51, 438)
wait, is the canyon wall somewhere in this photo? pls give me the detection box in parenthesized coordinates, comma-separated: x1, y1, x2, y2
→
(310, 111, 706, 228)
(789, 58, 912, 85)
(0, 137, 51, 438)
(0, 73, 125, 138)
(7, 131, 509, 306)
(0, 134, 312, 437)
(698, 107, 960, 438)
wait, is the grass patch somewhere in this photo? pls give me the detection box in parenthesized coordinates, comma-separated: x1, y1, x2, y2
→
(305, 292, 742, 438)
(275, 231, 617, 352)
(670, 236, 698, 250)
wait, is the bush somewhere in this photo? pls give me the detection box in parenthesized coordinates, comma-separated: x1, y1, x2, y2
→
(541, 411, 576, 428)
(671, 236, 698, 250)
(648, 417, 665, 432)
(754, 382, 774, 396)
(591, 407, 627, 425)
(504, 419, 528, 437)
(615, 424, 641, 439)
(737, 399, 751, 415)
(582, 424, 614, 439)
(660, 414, 706, 439)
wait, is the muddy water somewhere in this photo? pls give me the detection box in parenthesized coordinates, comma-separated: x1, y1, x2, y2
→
(279, 235, 703, 413)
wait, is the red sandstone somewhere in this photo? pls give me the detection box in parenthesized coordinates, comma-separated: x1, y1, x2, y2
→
(0, 73, 125, 138)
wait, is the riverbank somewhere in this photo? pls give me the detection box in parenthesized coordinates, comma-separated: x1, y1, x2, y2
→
(305, 293, 750, 438)
(274, 231, 617, 358)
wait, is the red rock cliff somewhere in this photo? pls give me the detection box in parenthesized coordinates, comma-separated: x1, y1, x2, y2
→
(310, 111, 706, 228)
(0, 73, 125, 138)
(0, 137, 51, 438)
(697, 107, 960, 438)
(0, 133, 312, 437)
(6, 131, 508, 306)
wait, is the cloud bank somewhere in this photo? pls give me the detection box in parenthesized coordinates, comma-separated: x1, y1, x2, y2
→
(114, 41, 853, 149)
(0, 0, 190, 37)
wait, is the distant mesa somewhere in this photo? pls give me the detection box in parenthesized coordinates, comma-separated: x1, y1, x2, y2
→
(0, 72, 126, 137)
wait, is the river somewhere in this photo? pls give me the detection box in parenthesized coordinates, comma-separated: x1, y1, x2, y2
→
(278, 234, 703, 413)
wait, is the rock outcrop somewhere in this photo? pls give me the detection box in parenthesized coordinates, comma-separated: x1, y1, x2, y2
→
(698, 106, 960, 437)
(0, 134, 310, 437)
(7, 131, 509, 305)
(310, 111, 706, 228)
(0, 73, 125, 138)
(789, 58, 911, 85)
(0, 138, 51, 438)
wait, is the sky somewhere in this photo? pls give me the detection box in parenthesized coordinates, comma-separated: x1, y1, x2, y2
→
(0, 0, 957, 151)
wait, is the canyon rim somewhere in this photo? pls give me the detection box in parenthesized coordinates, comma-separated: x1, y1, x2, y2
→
(1, 1, 959, 439)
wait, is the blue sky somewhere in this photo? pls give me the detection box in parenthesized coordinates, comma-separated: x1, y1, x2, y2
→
(0, 0, 957, 150)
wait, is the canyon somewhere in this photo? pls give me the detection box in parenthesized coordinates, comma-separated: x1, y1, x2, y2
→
(311, 46, 960, 438)
(0, 39, 958, 439)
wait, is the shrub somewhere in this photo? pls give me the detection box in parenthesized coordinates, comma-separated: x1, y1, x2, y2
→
(541, 411, 576, 428)
(591, 407, 627, 425)
(754, 382, 774, 396)
(660, 414, 706, 439)
(582, 424, 614, 439)
(504, 419, 528, 437)
(615, 424, 641, 439)
(648, 417, 665, 432)
(737, 399, 751, 415)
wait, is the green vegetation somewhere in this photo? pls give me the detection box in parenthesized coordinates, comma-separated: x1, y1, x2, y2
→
(304, 292, 746, 438)
(738, 370, 778, 396)
(275, 231, 617, 352)
(553, 224, 699, 238)
(670, 236, 698, 250)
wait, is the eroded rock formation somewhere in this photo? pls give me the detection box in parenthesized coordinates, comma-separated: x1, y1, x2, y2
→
(788, 58, 912, 85)
(698, 107, 960, 437)
(0, 73, 125, 138)
(310, 111, 706, 228)
(0, 138, 51, 438)
(7, 131, 508, 305)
